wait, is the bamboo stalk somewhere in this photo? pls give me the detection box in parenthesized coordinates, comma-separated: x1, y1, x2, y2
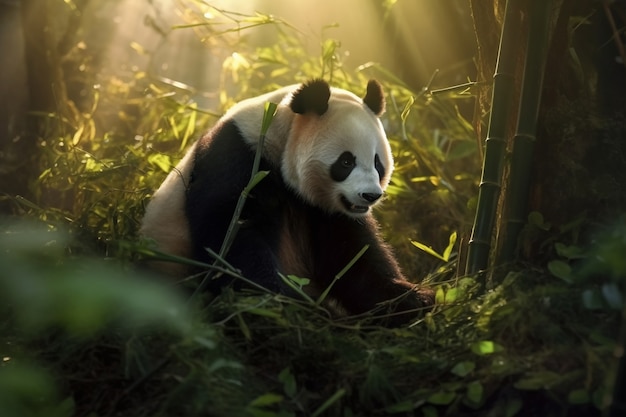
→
(498, 0, 554, 264)
(465, 0, 523, 275)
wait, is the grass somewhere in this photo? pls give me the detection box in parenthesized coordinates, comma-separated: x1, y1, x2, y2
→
(1, 219, 619, 416)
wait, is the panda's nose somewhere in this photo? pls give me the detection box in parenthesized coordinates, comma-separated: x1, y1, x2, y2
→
(360, 192, 382, 203)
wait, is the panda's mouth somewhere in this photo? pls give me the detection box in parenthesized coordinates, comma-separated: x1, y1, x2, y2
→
(340, 195, 369, 214)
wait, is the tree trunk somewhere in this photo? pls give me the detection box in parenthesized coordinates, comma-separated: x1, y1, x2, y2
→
(0, 0, 31, 212)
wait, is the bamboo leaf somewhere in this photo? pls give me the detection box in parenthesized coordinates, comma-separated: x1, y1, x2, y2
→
(180, 103, 197, 151)
(279, 273, 314, 303)
(245, 171, 270, 192)
(442, 231, 457, 261)
(261, 102, 278, 135)
(147, 154, 172, 173)
(321, 39, 339, 62)
(236, 313, 251, 341)
(410, 240, 446, 262)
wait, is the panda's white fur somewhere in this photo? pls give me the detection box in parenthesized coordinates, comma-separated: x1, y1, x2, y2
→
(140, 79, 433, 325)
(140, 146, 193, 277)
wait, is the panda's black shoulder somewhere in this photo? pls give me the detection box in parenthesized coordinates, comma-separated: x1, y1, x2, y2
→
(187, 117, 289, 213)
(194, 119, 252, 165)
(187, 119, 259, 214)
(191, 119, 277, 184)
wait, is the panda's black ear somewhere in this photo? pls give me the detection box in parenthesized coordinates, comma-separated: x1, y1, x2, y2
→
(363, 79, 385, 116)
(290, 79, 331, 115)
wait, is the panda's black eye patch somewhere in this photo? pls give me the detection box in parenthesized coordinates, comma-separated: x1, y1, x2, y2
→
(331, 151, 356, 182)
(375, 154, 385, 180)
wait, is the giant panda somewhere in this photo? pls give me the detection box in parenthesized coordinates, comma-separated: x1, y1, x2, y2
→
(140, 79, 434, 325)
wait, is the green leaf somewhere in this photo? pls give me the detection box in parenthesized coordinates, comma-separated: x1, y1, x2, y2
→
(279, 273, 315, 303)
(442, 231, 457, 261)
(246, 170, 270, 191)
(249, 393, 284, 408)
(278, 368, 297, 398)
(261, 102, 278, 135)
(528, 211, 551, 231)
(547, 260, 573, 283)
(470, 340, 503, 355)
(442, 287, 459, 304)
(284, 275, 310, 287)
(450, 361, 475, 377)
(435, 286, 446, 304)
(410, 240, 446, 261)
(427, 391, 456, 405)
(180, 103, 197, 151)
(321, 39, 340, 62)
(148, 153, 172, 173)
(554, 242, 586, 260)
(567, 388, 590, 405)
(311, 388, 346, 417)
(466, 381, 483, 405)
(236, 313, 251, 341)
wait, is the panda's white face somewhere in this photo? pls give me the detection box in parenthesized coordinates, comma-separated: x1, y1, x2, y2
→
(282, 93, 393, 218)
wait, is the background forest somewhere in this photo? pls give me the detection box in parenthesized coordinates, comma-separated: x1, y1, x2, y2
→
(0, 0, 624, 416)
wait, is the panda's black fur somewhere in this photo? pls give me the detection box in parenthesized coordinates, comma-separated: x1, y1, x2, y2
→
(141, 79, 433, 325)
(186, 119, 291, 293)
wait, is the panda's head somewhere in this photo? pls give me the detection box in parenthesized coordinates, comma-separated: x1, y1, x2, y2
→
(282, 79, 393, 218)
